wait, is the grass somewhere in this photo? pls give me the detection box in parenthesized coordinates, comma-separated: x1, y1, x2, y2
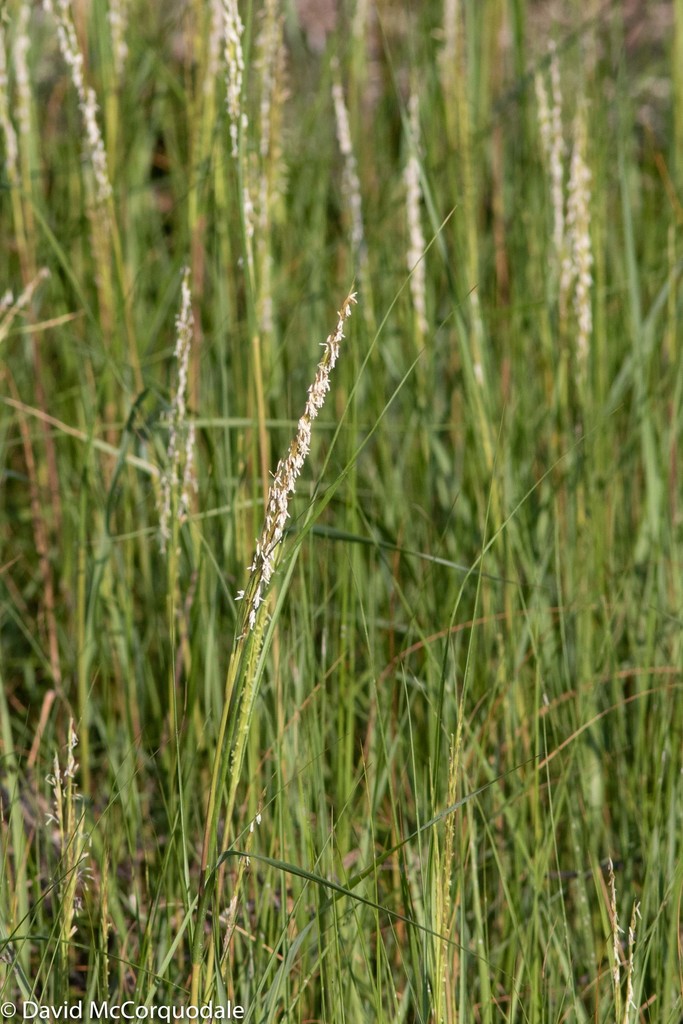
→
(1, 0, 681, 1021)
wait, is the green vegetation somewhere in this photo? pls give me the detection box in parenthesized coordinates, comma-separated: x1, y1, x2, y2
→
(1, 1, 681, 1020)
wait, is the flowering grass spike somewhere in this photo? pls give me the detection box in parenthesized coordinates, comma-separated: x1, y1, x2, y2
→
(158, 268, 197, 551)
(237, 291, 357, 632)
(43, 0, 113, 204)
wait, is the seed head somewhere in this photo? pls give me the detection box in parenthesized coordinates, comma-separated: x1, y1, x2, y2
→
(240, 292, 357, 632)
(43, 0, 112, 204)
(158, 268, 197, 551)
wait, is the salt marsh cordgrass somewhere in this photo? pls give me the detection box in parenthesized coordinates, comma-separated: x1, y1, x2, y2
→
(2, 11, 67, 586)
(41, 0, 116, 365)
(2, 13, 64, 609)
(439, 0, 503, 542)
(220, 0, 247, 161)
(41, 0, 141, 393)
(157, 268, 197, 556)
(404, 94, 428, 349)
(0, 22, 19, 198)
(45, 721, 91, 994)
(535, 43, 566, 267)
(536, 60, 600, 811)
(12, 4, 34, 257)
(250, 0, 288, 497)
(241, 291, 355, 632)
(535, 50, 594, 428)
(2, 272, 64, 699)
(675, 0, 683, 188)
(331, 59, 375, 333)
(157, 267, 198, 753)
(41, 0, 112, 207)
(190, 291, 356, 1005)
(606, 858, 641, 1024)
(253, 0, 287, 342)
(331, 68, 365, 274)
(439, 0, 485, 363)
(2, 2, 683, 1018)
(0, 269, 50, 347)
(212, 0, 282, 506)
(187, 0, 232, 425)
(431, 732, 460, 1024)
(403, 91, 430, 454)
(107, 0, 129, 83)
(561, 107, 593, 395)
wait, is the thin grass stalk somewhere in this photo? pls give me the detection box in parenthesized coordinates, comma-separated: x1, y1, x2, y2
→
(190, 292, 356, 1003)
(107, 0, 128, 82)
(535, 43, 565, 267)
(331, 66, 365, 275)
(45, 722, 91, 990)
(99, 852, 110, 993)
(467, 801, 493, 1022)
(0, 269, 50, 346)
(221, 0, 272, 509)
(332, 61, 375, 334)
(607, 856, 642, 1024)
(241, 0, 289, 733)
(76, 479, 90, 794)
(42, 0, 142, 394)
(441, 0, 484, 366)
(0, 20, 26, 276)
(6, 365, 62, 693)
(441, 1, 502, 537)
(0, 669, 32, 977)
(14, 2, 36, 277)
(607, 857, 623, 1021)
(254, 0, 286, 345)
(675, 0, 683, 188)
(621, 901, 641, 1024)
(0, 19, 59, 535)
(405, 94, 428, 351)
(433, 732, 460, 1023)
(158, 269, 198, 790)
(187, 0, 224, 426)
(561, 106, 593, 398)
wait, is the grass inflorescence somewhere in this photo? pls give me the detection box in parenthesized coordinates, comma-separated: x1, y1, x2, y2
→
(1, 1, 681, 1022)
